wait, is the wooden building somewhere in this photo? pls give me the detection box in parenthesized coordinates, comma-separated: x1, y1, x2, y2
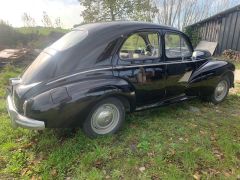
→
(187, 4, 240, 55)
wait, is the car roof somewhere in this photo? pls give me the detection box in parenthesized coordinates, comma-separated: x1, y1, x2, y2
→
(44, 21, 182, 78)
(74, 21, 178, 33)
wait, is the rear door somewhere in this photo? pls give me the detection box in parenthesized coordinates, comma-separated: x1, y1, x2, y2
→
(113, 30, 166, 107)
(163, 31, 196, 98)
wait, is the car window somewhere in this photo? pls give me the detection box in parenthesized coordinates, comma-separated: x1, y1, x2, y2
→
(120, 32, 160, 60)
(165, 33, 192, 58)
(49, 30, 88, 51)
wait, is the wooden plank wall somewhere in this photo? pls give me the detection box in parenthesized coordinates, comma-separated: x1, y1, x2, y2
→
(192, 10, 240, 55)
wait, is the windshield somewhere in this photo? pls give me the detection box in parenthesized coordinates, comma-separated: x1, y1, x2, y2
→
(49, 29, 88, 51)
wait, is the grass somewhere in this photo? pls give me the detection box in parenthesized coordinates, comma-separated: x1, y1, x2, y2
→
(0, 65, 239, 179)
(234, 62, 240, 69)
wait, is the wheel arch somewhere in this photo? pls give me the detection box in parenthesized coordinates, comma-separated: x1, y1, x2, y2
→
(100, 93, 134, 112)
(222, 71, 234, 87)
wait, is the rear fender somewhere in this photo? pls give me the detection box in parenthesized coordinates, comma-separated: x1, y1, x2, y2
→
(28, 77, 136, 127)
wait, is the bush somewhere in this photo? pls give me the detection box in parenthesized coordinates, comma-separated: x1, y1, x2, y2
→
(0, 21, 68, 50)
(184, 26, 201, 48)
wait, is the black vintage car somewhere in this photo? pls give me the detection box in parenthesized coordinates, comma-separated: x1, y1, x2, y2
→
(7, 21, 235, 137)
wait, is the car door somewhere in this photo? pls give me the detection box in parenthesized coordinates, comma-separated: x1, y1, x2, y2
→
(163, 30, 196, 98)
(113, 30, 166, 107)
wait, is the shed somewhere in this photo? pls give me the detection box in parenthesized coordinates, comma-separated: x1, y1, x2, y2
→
(187, 4, 240, 55)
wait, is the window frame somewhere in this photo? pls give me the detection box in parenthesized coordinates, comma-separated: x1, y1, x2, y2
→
(117, 30, 162, 62)
(164, 31, 193, 61)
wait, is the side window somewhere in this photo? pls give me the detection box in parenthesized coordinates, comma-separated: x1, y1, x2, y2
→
(165, 33, 192, 59)
(119, 32, 160, 60)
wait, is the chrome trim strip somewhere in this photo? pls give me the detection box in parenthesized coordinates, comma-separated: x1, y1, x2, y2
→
(47, 58, 207, 84)
(47, 67, 113, 85)
(6, 95, 45, 130)
(9, 78, 22, 86)
(114, 59, 207, 69)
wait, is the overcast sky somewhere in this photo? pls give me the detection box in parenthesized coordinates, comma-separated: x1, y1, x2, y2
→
(0, 0, 83, 28)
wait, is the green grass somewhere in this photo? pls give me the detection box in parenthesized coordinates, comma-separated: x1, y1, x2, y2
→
(234, 62, 240, 69)
(0, 65, 240, 179)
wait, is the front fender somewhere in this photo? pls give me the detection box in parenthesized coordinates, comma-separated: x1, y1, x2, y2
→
(187, 60, 235, 96)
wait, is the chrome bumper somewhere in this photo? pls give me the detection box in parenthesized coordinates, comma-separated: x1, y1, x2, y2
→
(6, 95, 45, 130)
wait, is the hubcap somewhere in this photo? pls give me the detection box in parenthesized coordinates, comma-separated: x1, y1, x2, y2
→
(214, 80, 228, 101)
(91, 104, 120, 134)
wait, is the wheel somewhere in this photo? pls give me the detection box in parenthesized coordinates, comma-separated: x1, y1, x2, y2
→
(203, 76, 230, 104)
(83, 97, 125, 138)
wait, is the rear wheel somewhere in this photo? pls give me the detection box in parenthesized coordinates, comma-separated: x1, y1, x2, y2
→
(202, 76, 230, 104)
(83, 97, 125, 138)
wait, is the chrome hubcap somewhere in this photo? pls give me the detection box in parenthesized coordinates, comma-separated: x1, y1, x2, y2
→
(214, 80, 228, 101)
(91, 104, 119, 134)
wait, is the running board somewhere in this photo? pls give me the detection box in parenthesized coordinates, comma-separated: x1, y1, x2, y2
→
(135, 94, 196, 111)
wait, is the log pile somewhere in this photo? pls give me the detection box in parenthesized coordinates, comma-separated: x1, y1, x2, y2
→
(222, 49, 240, 62)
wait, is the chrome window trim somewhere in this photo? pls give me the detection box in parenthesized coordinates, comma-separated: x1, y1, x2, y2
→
(164, 31, 193, 59)
(114, 58, 207, 69)
(118, 30, 162, 61)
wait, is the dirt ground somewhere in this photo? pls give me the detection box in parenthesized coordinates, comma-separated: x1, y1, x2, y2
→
(235, 70, 240, 83)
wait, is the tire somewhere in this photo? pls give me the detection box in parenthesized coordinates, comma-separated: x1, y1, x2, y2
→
(83, 97, 125, 138)
(202, 76, 230, 104)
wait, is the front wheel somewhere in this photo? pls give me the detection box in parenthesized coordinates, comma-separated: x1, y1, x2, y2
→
(202, 76, 230, 104)
(83, 97, 125, 138)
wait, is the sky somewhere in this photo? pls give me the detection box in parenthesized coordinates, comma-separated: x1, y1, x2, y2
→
(0, 0, 84, 28)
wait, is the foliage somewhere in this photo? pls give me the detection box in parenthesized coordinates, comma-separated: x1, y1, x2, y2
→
(41, 11, 53, 28)
(184, 26, 201, 48)
(16, 26, 68, 36)
(79, 0, 158, 23)
(79, 0, 239, 29)
(0, 22, 68, 49)
(156, 0, 240, 29)
(0, 21, 24, 48)
(54, 17, 62, 28)
(0, 65, 240, 179)
(22, 13, 36, 27)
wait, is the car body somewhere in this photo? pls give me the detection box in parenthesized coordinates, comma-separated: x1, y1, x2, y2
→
(6, 21, 235, 137)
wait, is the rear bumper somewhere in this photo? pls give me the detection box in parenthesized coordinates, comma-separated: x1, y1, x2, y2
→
(6, 95, 45, 130)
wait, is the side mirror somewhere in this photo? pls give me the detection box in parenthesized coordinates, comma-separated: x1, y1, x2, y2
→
(192, 50, 211, 60)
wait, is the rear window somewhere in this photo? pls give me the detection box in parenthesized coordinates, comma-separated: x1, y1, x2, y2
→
(49, 30, 88, 51)
(21, 52, 56, 84)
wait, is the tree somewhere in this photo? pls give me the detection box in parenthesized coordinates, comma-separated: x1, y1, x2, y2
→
(22, 13, 36, 27)
(155, 0, 239, 30)
(41, 11, 53, 27)
(130, 0, 158, 22)
(79, 0, 239, 29)
(79, 0, 158, 23)
(54, 17, 62, 28)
